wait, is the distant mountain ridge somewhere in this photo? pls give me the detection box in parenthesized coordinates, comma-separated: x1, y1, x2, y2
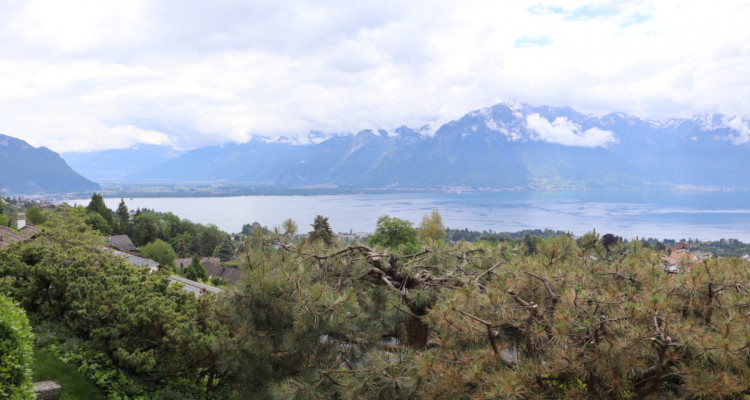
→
(0, 134, 100, 194)
(63, 145, 187, 181)
(64, 102, 750, 189)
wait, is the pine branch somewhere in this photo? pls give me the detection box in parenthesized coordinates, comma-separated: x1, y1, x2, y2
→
(454, 308, 515, 369)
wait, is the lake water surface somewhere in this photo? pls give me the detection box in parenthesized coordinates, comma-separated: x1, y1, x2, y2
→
(69, 190, 750, 241)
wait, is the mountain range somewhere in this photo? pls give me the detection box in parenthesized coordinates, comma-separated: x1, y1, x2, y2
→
(4, 102, 749, 194)
(62, 102, 750, 190)
(0, 134, 100, 195)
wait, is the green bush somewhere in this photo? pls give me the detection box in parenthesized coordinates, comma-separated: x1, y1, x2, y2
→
(0, 293, 35, 399)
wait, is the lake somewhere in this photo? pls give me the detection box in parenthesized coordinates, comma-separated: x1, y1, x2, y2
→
(67, 190, 750, 241)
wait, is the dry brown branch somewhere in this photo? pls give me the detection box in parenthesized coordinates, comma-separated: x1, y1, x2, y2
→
(507, 289, 539, 358)
(523, 271, 560, 340)
(454, 308, 515, 368)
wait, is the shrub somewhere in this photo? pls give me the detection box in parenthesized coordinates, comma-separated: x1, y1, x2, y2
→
(0, 293, 35, 399)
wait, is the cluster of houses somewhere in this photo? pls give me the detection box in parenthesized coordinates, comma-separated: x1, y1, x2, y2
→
(104, 235, 219, 295)
(334, 229, 370, 242)
(661, 242, 716, 273)
(0, 213, 239, 297)
(103, 234, 246, 296)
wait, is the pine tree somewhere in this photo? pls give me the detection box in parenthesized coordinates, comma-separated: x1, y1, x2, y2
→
(186, 255, 207, 281)
(308, 215, 335, 245)
(115, 199, 130, 235)
(216, 237, 235, 261)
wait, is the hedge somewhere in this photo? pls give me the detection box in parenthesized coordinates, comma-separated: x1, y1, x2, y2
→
(0, 293, 35, 399)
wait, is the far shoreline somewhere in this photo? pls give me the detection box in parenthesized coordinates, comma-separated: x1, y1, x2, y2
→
(22, 181, 747, 201)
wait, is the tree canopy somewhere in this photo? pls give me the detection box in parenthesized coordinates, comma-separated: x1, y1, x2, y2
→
(367, 215, 419, 253)
(140, 238, 176, 267)
(418, 209, 446, 243)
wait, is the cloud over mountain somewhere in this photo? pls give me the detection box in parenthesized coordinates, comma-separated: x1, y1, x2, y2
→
(526, 114, 617, 147)
(725, 116, 750, 145)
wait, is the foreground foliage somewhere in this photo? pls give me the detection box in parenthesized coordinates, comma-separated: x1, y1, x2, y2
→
(1, 207, 748, 399)
(32, 348, 106, 400)
(0, 293, 35, 399)
(0, 208, 227, 398)
(221, 227, 750, 399)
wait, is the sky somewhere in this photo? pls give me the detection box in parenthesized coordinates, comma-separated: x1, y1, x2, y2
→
(1, 0, 749, 152)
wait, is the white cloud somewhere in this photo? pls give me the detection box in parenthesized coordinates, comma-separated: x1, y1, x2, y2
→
(525, 114, 617, 147)
(485, 119, 521, 141)
(0, 1, 749, 151)
(725, 116, 750, 145)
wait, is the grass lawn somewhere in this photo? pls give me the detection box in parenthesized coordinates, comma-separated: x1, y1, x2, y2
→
(32, 348, 106, 400)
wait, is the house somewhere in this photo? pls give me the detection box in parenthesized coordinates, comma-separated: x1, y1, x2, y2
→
(174, 256, 245, 285)
(667, 242, 691, 253)
(662, 251, 698, 265)
(168, 275, 222, 297)
(111, 249, 162, 273)
(691, 250, 715, 260)
(204, 264, 245, 285)
(661, 250, 698, 274)
(0, 213, 41, 250)
(103, 234, 164, 273)
(106, 235, 138, 252)
(175, 257, 221, 271)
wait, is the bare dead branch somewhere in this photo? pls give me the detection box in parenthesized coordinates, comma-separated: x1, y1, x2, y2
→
(475, 261, 507, 284)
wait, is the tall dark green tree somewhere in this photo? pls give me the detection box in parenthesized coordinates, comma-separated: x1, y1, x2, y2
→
(115, 198, 130, 235)
(195, 225, 223, 257)
(185, 255, 208, 281)
(308, 215, 335, 245)
(215, 237, 235, 261)
(522, 234, 542, 255)
(86, 193, 114, 230)
(171, 233, 193, 258)
(133, 217, 158, 246)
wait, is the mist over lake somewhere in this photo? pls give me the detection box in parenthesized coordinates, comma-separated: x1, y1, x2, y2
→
(67, 190, 750, 241)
